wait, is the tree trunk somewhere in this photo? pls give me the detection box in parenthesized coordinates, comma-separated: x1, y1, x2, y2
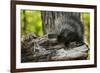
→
(23, 10, 27, 34)
(41, 11, 80, 34)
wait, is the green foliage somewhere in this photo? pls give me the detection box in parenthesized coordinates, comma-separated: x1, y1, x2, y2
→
(81, 13, 90, 46)
(21, 10, 43, 36)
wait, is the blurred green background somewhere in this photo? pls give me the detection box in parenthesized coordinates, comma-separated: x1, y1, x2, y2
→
(21, 10, 90, 46)
(81, 13, 90, 46)
(21, 10, 43, 36)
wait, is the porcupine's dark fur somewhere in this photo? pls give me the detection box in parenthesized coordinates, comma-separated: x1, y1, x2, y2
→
(55, 16, 84, 47)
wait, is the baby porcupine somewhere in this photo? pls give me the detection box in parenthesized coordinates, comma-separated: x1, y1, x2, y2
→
(55, 16, 84, 47)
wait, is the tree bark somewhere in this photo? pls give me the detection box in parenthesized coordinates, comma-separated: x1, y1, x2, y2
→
(41, 11, 80, 34)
